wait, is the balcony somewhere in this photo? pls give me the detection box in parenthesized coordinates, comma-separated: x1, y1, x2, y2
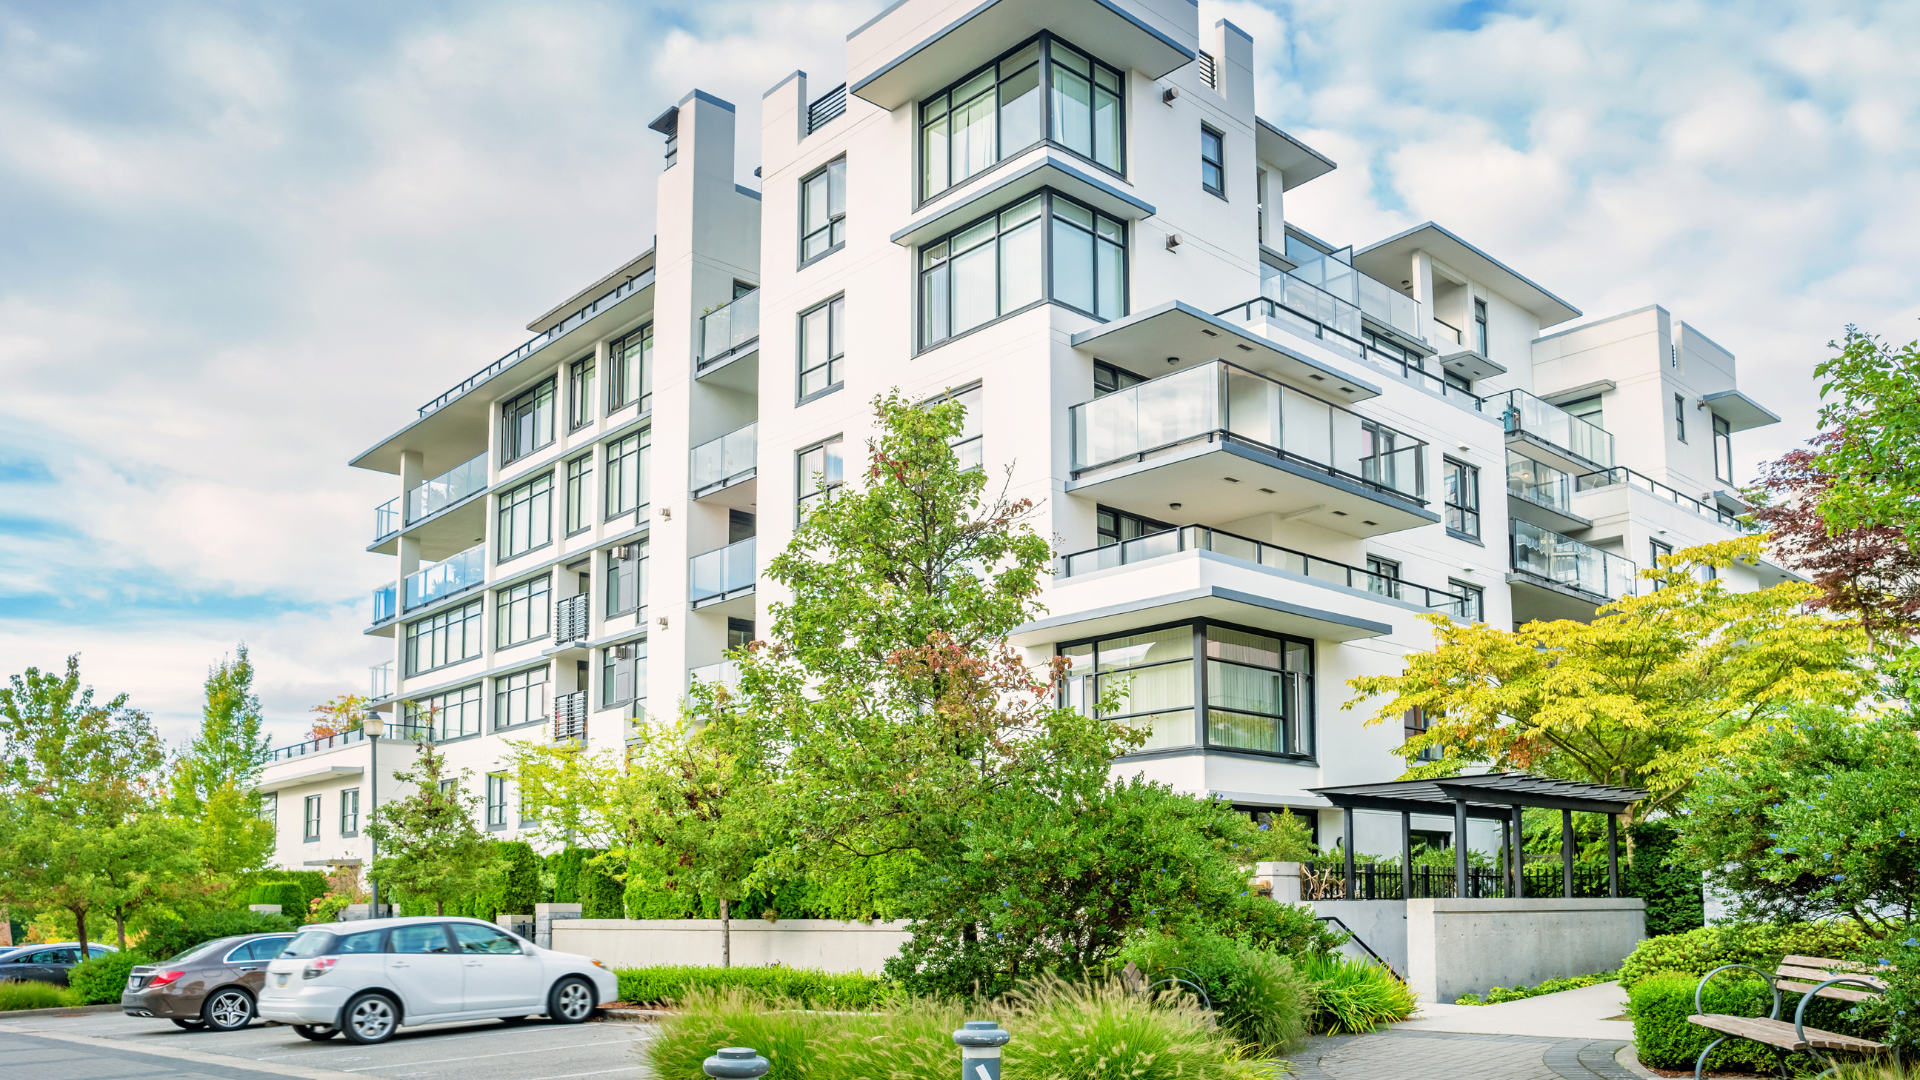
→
(689, 659, 742, 690)
(699, 289, 758, 374)
(407, 452, 488, 524)
(1497, 390, 1613, 472)
(554, 594, 591, 646)
(374, 499, 399, 543)
(1574, 467, 1756, 534)
(1281, 250, 1428, 343)
(1221, 296, 1482, 409)
(371, 583, 397, 627)
(1509, 520, 1637, 623)
(690, 537, 756, 610)
(405, 544, 485, 611)
(553, 691, 588, 742)
(370, 662, 393, 699)
(264, 720, 426, 764)
(1067, 360, 1436, 537)
(1060, 525, 1467, 615)
(691, 423, 757, 501)
(1506, 451, 1588, 534)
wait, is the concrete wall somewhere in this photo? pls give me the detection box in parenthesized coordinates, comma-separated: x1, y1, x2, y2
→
(1309, 900, 1408, 976)
(551, 918, 912, 974)
(1405, 897, 1646, 1005)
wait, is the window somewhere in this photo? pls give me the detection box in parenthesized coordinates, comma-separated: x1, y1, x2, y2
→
(1204, 626, 1314, 757)
(918, 36, 1120, 201)
(931, 384, 983, 470)
(1048, 40, 1123, 174)
(1474, 298, 1489, 356)
(604, 428, 650, 520)
(1563, 394, 1604, 430)
(501, 379, 555, 465)
(1713, 415, 1733, 483)
(497, 575, 551, 647)
(799, 296, 845, 400)
(303, 795, 321, 842)
(486, 774, 509, 829)
(1650, 538, 1674, 590)
(1443, 458, 1481, 539)
(406, 600, 483, 675)
(1449, 579, 1485, 622)
(800, 158, 847, 263)
(606, 540, 647, 617)
(259, 793, 276, 827)
(796, 437, 845, 519)
(567, 357, 594, 430)
(564, 454, 592, 534)
(340, 788, 359, 837)
(1698, 562, 1718, 583)
(496, 473, 553, 561)
(453, 923, 522, 955)
(1200, 125, 1225, 196)
(1402, 706, 1441, 762)
(1062, 625, 1193, 751)
(438, 778, 458, 794)
(407, 684, 483, 741)
(494, 667, 548, 730)
(1093, 361, 1145, 397)
(1097, 505, 1172, 545)
(1675, 393, 1688, 442)
(603, 638, 647, 707)
(727, 617, 755, 651)
(608, 325, 653, 415)
(390, 924, 454, 954)
(1365, 556, 1400, 598)
(919, 191, 1124, 347)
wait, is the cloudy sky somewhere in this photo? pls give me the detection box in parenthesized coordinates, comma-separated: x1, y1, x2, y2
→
(1, 0, 1914, 748)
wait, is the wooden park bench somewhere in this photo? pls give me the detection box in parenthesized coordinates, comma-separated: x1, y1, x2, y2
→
(1687, 955, 1895, 1078)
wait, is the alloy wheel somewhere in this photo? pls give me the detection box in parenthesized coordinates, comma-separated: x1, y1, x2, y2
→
(347, 996, 396, 1043)
(206, 990, 252, 1030)
(556, 980, 593, 1021)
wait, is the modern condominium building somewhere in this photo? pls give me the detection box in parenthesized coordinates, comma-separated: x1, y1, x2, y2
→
(256, 0, 1789, 873)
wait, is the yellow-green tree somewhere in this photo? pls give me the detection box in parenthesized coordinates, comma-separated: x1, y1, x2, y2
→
(1346, 537, 1869, 816)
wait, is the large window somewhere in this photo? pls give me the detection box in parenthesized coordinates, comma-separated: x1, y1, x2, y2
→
(406, 599, 483, 675)
(567, 357, 594, 430)
(407, 684, 483, 741)
(340, 788, 359, 837)
(605, 429, 650, 520)
(606, 540, 647, 617)
(1062, 626, 1193, 751)
(1444, 457, 1481, 539)
(494, 666, 548, 730)
(1204, 626, 1313, 757)
(564, 453, 592, 534)
(1200, 125, 1225, 196)
(919, 35, 1122, 201)
(1093, 361, 1145, 397)
(303, 795, 321, 842)
(497, 575, 551, 647)
(502, 379, 555, 466)
(928, 385, 983, 471)
(609, 324, 652, 415)
(919, 191, 1125, 348)
(1097, 505, 1171, 545)
(496, 473, 552, 561)
(603, 638, 647, 707)
(796, 437, 844, 520)
(486, 774, 509, 829)
(1713, 415, 1734, 484)
(801, 158, 847, 263)
(259, 794, 276, 827)
(1449, 579, 1485, 622)
(799, 296, 844, 400)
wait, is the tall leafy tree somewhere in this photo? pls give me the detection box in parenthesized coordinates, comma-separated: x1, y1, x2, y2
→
(364, 744, 504, 915)
(173, 644, 271, 808)
(1805, 328, 1920, 538)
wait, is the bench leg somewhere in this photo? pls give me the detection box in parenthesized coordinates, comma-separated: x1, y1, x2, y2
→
(1695, 1036, 1727, 1080)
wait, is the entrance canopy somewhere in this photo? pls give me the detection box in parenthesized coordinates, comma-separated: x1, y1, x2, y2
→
(1309, 771, 1646, 819)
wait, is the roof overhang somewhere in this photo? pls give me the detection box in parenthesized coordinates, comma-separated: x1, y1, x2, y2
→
(890, 152, 1155, 247)
(1008, 585, 1391, 649)
(258, 764, 362, 794)
(1069, 301, 1382, 401)
(850, 0, 1195, 111)
(1353, 222, 1582, 329)
(1436, 347, 1506, 381)
(1254, 118, 1336, 191)
(528, 249, 655, 334)
(1702, 389, 1780, 432)
(1311, 772, 1646, 818)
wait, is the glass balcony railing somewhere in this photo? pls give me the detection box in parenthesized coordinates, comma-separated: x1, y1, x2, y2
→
(374, 498, 399, 542)
(689, 537, 756, 606)
(406, 453, 488, 524)
(1278, 251, 1428, 341)
(1059, 525, 1467, 614)
(370, 661, 393, 699)
(691, 423, 758, 497)
(404, 544, 485, 610)
(690, 659, 743, 689)
(371, 583, 397, 626)
(1497, 390, 1614, 467)
(1575, 466, 1756, 533)
(1221, 295, 1482, 409)
(1069, 360, 1427, 502)
(700, 289, 759, 365)
(1506, 451, 1574, 515)
(1510, 520, 1637, 601)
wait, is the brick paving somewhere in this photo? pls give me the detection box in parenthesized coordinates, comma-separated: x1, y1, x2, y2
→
(1286, 1029, 1641, 1080)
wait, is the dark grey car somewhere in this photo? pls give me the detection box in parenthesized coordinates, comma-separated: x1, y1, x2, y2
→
(0, 943, 117, 986)
(122, 933, 296, 1031)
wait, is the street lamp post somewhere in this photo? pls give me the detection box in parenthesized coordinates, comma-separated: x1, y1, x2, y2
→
(364, 711, 385, 916)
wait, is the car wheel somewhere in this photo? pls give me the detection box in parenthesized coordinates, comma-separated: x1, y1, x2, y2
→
(202, 988, 255, 1032)
(341, 993, 399, 1045)
(170, 1019, 206, 1030)
(292, 1024, 340, 1041)
(547, 977, 595, 1024)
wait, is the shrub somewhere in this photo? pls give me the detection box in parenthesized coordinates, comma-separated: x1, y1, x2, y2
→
(1117, 930, 1312, 1054)
(68, 951, 143, 1005)
(644, 990, 838, 1080)
(138, 909, 296, 964)
(1621, 821, 1704, 937)
(478, 841, 542, 920)
(0, 979, 79, 1011)
(1455, 970, 1615, 1005)
(1223, 894, 1348, 959)
(551, 847, 586, 904)
(1627, 969, 1873, 1072)
(246, 882, 304, 911)
(1005, 976, 1275, 1080)
(1617, 921, 1872, 991)
(1296, 953, 1417, 1034)
(580, 857, 625, 919)
(614, 965, 891, 1009)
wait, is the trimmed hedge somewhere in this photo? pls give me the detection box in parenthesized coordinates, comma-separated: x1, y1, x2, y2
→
(614, 965, 892, 1008)
(68, 950, 144, 1005)
(1620, 822, 1703, 937)
(1627, 970, 1872, 1072)
(245, 882, 304, 911)
(139, 909, 296, 964)
(581, 857, 625, 920)
(552, 848, 586, 904)
(1617, 921, 1873, 991)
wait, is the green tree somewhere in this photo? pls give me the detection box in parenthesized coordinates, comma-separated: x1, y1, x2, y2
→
(363, 744, 504, 915)
(1805, 328, 1920, 538)
(173, 645, 271, 806)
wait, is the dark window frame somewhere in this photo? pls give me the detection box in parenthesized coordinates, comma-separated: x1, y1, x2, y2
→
(1473, 298, 1489, 356)
(485, 773, 509, 829)
(495, 573, 552, 649)
(567, 356, 594, 431)
(1448, 578, 1485, 622)
(601, 637, 647, 708)
(1200, 124, 1226, 197)
(495, 471, 554, 564)
(795, 435, 846, 522)
(1443, 456, 1482, 540)
(1675, 393, 1688, 443)
(607, 324, 654, 417)
(799, 156, 848, 266)
(406, 683, 484, 742)
(924, 383, 984, 472)
(797, 294, 846, 404)
(302, 794, 322, 842)
(405, 599, 484, 677)
(1713, 414, 1734, 484)
(603, 427, 650, 521)
(564, 452, 593, 536)
(500, 378, 556, 467)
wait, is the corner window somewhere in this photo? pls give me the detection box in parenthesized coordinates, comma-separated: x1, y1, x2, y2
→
(494, 667, 548, 731)
(564, 453, 592, 534)
(496, 473, 553, 562)
(1713, 415, 1734, 484)
(606, 540, 647, 618)
(1204, 626, 1314, 758)
(919, 190, 1124, 348)
(567, 357, 594, 430)
(1675, 393, 1688, 442)
(406, 600, 483, 676)
(496, 575, 551, 648)
(602, 638, 647, 708)
(486, 774, 509, 828)
(800, 158, 847, 263)
(799, 296, 845, 400)
(501, 380, 555, 466)
(1443, 457, 1481, 539)
(1448, 579, 1485, 622)
(919, 34, 1121, 202)
(303, 795, 321, 842)
(1200, 125, 1225, 196)
(796, 437, 845, 520)
(608, 324, 652, 415)
(1061, 625, 1193, 752)
(407, 684, 483, 741)
(604, 429, 650, 520)
(339, 788, 359, 837)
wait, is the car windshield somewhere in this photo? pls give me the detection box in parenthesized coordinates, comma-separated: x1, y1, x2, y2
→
(280, 930, 339, 960)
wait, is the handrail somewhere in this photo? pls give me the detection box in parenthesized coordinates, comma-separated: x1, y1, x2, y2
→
(699, 289, 759, 365)
(374, 498, 399, 542)
(404, 543, 486, 611)
(691, 423, 758, 497)
(1506, 450, 1574, 515)
(371, 583, 397, 626)
(1218, 295, 1485, 410)
(406, 453, 488, 525)
(1313, 915, 1399, 980)
(689, 537, 756, 606)
(1575, 466, 1755, 532)
(1058, 524, 1467, 614)
(1496, 389, 1614, 467)
(264, 721, 427, 763)
(1510, 520, 1637, 601)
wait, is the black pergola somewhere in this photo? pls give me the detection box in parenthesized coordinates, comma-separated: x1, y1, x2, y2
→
(1307, 772, 1648, 901)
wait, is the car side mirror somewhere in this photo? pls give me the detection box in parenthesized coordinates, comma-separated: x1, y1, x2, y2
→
(521, 943, 536, 955)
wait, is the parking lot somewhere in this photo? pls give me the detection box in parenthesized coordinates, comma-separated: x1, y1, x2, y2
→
(0, 1008, 655, 1080)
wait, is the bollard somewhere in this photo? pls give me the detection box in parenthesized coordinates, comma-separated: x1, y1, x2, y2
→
(702, 1047, 770, 1079)
(953, 1020, 1011, 1080)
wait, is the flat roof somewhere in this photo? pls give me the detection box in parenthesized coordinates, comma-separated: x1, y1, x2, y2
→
(1353, 222, 1581, 329)
(1254, 118, 1336, 191)
(1311, 771, 1647, 817)
(528, 248, 655, 334)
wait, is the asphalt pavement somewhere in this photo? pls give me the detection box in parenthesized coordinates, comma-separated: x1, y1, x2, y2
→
(0, 1007, 654, 1080)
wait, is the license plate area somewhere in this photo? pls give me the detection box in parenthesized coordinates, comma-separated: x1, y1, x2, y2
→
(275, 974, 289, 988)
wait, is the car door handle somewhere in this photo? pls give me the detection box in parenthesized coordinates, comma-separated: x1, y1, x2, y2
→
(236, 966, 260, 973)
(391, 961, 410, 968)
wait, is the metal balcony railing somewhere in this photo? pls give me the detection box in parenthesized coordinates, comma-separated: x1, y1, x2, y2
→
(1497, 390, 1614, 468)
(1510, 520, 1638, 601)
(1219, 296, 1481, 409)
(1069, 359, 1427, 502)
(691, 423, 758, 498)
(374, 498, 399, 542)
(552, 691, 588, 741)
(806, 83, 847, 133)
(689, 537, 756, 607)
(406, 453, 488, 524)
(404, 544, 485, 610)
(371, 583, 397, 626)
(1059, 525, 1467, 614)
(554, 594, 591, 645)
(265, 720, 426, 763)
(1506, 451, 1574, 515)
(1281, 250, 1428, 342)
(699, 289, 759, 367)
(1302, 860, 1614, 901)
(1574, 466, 1756, 533)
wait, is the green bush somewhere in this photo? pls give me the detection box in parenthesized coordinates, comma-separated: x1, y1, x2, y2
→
(1117, 930, 1312, 1054)
(1006, 977, 1274, 1080)
(478, 841, 542, 921)
(245, 882, 304, 911)
(0, 979, 78, 1011)
(1456, 970, 1616, 1005)
(614, 965, 891, 1008)
(551, 847, 586, 904)
(1617, 921, 1873, 991)
(67, 950, 143, 1005)
(1296, 952, 1417, 1034)
(1222, 893, 1348, 959)
(138, 909, 296, 964)
(580, 857, 625, 920)
(1621, 821, 1704, 937)
(1627, 969, 1874, 1072)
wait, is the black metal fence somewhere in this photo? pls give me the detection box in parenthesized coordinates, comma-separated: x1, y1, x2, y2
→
(1302, 860, 1612, 901)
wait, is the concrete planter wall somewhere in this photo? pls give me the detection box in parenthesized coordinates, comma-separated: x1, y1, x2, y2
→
(550, 918, 913, 973)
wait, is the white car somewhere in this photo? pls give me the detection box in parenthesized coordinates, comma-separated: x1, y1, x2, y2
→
(257, 916, 617, 1044)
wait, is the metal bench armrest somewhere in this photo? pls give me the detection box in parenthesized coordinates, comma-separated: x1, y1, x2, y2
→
(1694, 963, 1781, 1021)
(1792, 976, 1887, 1063)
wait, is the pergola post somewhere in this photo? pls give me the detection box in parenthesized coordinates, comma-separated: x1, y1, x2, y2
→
(1510, 803, 1525, 898)
(1561, 808, 1575, 898)
(1453, 799, 1469, 898)
(1400, 811, 1412, 900)
(1342, 807, 1356, 900)
(1607, 814, 1621, 898)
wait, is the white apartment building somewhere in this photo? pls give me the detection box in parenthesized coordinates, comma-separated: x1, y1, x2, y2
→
(256, 0, 1790, 875)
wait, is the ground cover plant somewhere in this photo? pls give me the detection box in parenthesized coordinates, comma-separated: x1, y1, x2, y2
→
(1454, 970, 1616, 1005)
(614, 966, 890, 1009)
(0, 979, 78, 1011)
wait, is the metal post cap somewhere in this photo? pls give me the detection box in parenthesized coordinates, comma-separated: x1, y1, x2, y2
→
(952, 1020, 1011, 1047)
(702, 1047, 770, 1079)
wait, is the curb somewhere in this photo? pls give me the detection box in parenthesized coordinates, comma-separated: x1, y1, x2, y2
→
(601, 1007, 673, 1023)
(0, 1003, 123, 1019)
